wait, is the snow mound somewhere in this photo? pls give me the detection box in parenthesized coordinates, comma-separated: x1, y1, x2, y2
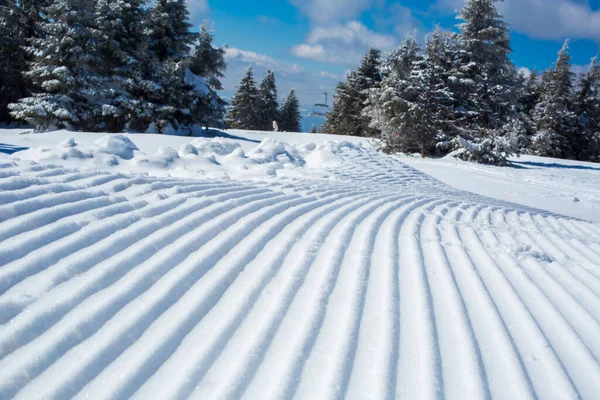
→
(304, 141, 363, 169)
(190, 137, 242, 156)
(179, 143, 198, 156)
(247, 138, 305, 167)
(60, 138, 77, 148)
(9, 135, 370, 182)
(94, 134, 139, 160)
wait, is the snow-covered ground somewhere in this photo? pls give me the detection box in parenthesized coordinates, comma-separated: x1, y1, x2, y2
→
(2, 128, 598, 222)
(401, 153, 600, 223)
(1, 128, 600, 399)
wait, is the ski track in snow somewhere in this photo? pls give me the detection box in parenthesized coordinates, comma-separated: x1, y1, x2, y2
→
(0, 146, 599, 400)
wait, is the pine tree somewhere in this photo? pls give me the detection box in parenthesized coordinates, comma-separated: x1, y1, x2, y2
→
(382, 32, 421, 80)
(146, 0, 195, 63)
(520, 69, 542, 116)
(451, 0, 520, 164)
(129, 0, 196, 132)
(574, 56, 600, 161)
(366, 33, 455, 157)
(456, 0, 515, 124)
(532, 40, 578, 158)
(512, 69, 541, 152)
(279, 89, 301, 132)
(225, 67, 260, 130)
(257, 69, 278, 131)
(188, 23, 227, 129)
(189, 23, 226, 91)
(351, 48, 382, 137)
(365, 38, 426, 154)
(422, 28, 460, 152)
(91, 0, 148, 132)
(10, 0, 101, 131)
(323, 48, 381, 136)
(322, 79, 355, 135)
(20, 0, 51, 39)
(0, 0, 25, 123)
(0, 0, 49, 124)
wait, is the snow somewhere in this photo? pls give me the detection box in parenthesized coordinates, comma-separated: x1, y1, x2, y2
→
(0, 129, 369, 182)
(401, 153, 600, 223)
(0, 127, 599, 399)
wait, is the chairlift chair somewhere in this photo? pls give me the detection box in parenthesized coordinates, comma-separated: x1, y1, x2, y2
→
(310, 92, 330, 117)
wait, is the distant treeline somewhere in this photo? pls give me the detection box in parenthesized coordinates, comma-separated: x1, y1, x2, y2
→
(226, 67, 302, 133)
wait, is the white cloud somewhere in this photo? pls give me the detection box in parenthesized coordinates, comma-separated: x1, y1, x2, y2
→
(289, 1, 419, 65)
(436, 0, 600, 42)
(374, 3, 421, 40)
(291, 21, 396, 64)
(291, 44, 329, 61)
(187, 0, 210, 21)
(225, 48, 280, 69)
(290, 0, 376, 24)
(225, 47, 309, 76)
(313, 71, 344, 80)
(307, 22, 395, 48)
(257, 15, 281, 25)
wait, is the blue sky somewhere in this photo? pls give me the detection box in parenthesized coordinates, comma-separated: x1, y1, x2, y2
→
(190, 0, 600, 109)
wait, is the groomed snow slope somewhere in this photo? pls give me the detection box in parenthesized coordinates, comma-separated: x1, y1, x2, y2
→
(400, 153, 600, 223)
(1, 132, 600, 399)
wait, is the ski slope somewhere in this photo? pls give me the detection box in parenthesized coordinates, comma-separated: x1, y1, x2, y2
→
(1, 130, 600, 399)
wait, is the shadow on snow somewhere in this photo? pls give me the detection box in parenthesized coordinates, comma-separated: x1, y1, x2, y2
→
(0, 144, 29, 155)
(512, 160, 600, 172)
(192, 129, 261, 144)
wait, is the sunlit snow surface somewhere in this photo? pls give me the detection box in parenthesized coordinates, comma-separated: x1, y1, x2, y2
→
(0, 128, 599, 399)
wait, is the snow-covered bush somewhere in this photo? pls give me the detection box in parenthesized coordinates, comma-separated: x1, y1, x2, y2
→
(452, 135, 514, 166)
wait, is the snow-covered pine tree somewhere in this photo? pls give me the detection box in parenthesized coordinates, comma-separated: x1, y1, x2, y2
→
(366, 34, 442, 155)
(188, 23, 227, 129)
(365, 36, 424, 154)
(147, 0, 195, 63)
(323, 80, 349, 135)
(322, 48, 381, 137)
(382, 32, 421, 80)
(451, 0, 520, 164)
(366, 32, 455, 157)
(0, 0, 26, 124)
(279, 89, 301, 132)
(130, 0, 196, 133)
(574, 56, 600, 161)
(322, 79, 354, 135)
(91, 0, 148, 132)
(9, 0, 101, 131)
(189, 24, 226, 91)
(257, 69, 279, 131)
(456, 0, 516, 126)
(350, 48, 382, 137)
(20, 0, 50, 38)
(1, 0, 51, 124)
(423, 28, 460, 152)
(508, 69, 540, 152)
(520, 69, 541, 117)
(532, 40, 578, 158)
(225, 67, 260, 130)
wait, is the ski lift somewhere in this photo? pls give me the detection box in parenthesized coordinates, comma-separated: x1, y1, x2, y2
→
(310, 92, 330, 117)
